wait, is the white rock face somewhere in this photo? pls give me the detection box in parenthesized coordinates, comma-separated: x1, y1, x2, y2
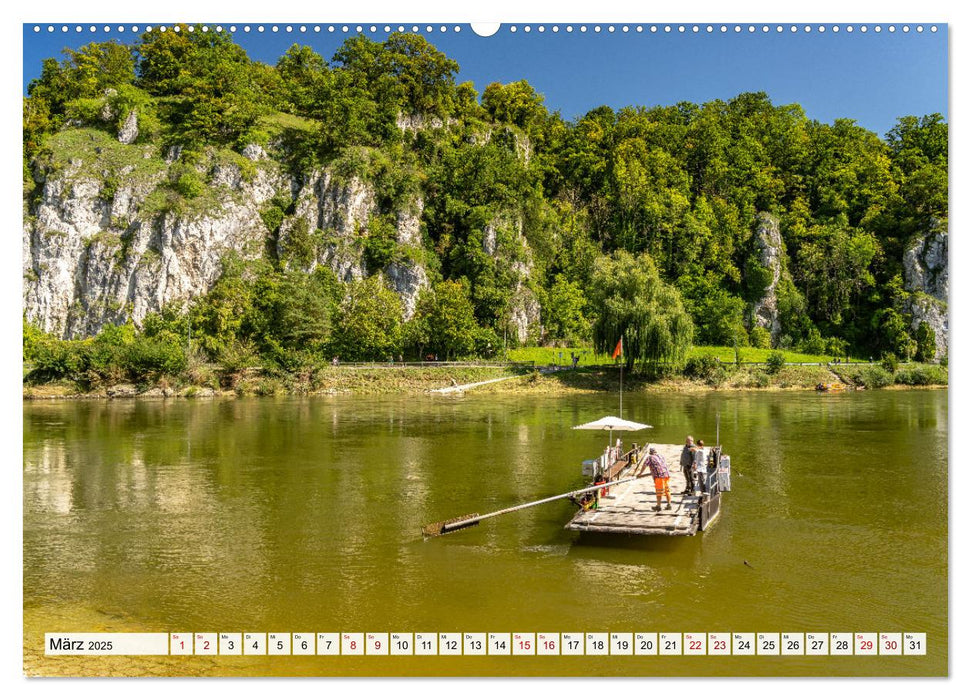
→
(24, 162, 286, 337)
(26, 142, 542, 337)
(395, 200, 423, 246)
(482, 214, 540, 343)
(277, 174, 430, 317)
(904, 227, 949, 358)
(278, 170, 373, 281)
(396, 113, 445, 132)
(750, 212, 785, 340)
(242, 144, 267, 161)
(387, 199, 427, 319)
(117, 109, 139, 145)
(904, 229, 948, 299)
(386, 261, 429, 320)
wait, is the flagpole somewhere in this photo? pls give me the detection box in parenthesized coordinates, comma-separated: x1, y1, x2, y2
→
(619, 336, 623, 419)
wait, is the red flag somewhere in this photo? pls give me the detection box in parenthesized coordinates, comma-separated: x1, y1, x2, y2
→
(611, 337, 623, 359)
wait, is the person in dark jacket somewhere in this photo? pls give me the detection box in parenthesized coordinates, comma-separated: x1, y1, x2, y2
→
(680, 435, 695, 495)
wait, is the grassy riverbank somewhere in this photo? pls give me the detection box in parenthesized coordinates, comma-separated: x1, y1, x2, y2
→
(507, 345, 865, 367)
(23, 361, 946, 399)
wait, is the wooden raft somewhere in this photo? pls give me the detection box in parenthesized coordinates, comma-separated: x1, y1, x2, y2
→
(566, 443, 706, 536)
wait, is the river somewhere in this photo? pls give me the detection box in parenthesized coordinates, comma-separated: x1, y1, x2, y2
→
(23, 389, 947, 676)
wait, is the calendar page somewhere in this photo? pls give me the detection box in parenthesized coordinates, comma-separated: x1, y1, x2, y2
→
(20, 9, 949, 682)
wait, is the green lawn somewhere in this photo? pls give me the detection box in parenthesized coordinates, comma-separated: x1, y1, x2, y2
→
(505, 345, 866, 366)
(505, 346, 612, 366)
(686, 345, 865, 364)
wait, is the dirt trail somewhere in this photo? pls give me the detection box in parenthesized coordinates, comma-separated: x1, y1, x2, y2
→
(430, 366, 568, 394)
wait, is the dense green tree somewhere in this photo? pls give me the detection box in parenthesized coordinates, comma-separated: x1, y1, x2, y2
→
(188, 256, 261, 357)
(794, 224, 880, 333)
(540, 275, 590, 344)
(872, 308, 916, 360)
(137, 25, 268, 147)
(589, 251, 694, 370)
(27, 42, 135, 109)
(414, 279, 480, 359)
(482, 80, 547, 137)
(914, 320, 937, 363)
(276, 44, 328, 115)
(333, 276, 403, 360)
(244, 271, 334, 367)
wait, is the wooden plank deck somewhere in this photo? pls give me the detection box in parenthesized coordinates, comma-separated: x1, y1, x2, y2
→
(566, 443, 702, 536)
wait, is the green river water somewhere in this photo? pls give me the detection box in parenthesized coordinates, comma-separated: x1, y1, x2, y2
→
(23, 389, 947, 676)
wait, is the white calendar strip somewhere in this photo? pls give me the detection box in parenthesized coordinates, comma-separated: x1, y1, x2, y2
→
(45, 633, 169, 656)
(45, 632, 927, 656)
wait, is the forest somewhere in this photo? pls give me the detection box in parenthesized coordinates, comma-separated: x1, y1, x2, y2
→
(23, 27, 948, 382)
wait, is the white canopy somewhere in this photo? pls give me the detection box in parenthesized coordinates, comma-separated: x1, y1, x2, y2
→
(572, 416, 652, 432)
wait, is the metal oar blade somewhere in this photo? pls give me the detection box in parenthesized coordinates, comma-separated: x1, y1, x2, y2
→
(421, 513, 481, 538)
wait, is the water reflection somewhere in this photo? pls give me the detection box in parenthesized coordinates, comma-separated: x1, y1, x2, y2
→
(24, 390, 947, 674)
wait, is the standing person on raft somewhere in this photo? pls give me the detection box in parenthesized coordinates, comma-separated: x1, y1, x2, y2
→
(639, 446, 672, 512)
(680, 435, 696, 495)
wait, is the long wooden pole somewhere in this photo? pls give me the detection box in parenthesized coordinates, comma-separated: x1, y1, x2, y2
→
(423, 473, 651, 537)
(619, 336, 624, 419)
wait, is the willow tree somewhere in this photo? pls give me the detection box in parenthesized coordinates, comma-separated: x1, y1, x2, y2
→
(590, 250, 694, 370)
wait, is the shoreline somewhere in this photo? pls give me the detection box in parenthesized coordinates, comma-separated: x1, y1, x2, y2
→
(22, 364, 947, 400)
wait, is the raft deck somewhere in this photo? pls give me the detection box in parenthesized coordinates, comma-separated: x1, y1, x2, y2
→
(566, 443, 714, 536)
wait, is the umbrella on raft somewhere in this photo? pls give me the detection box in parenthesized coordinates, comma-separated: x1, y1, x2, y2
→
(572, 415, 652, 452)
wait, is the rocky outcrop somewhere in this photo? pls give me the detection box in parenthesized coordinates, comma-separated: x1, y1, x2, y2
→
(396, 113, 446, 132)
(276, 176, 430, 318)
(750, 212, 785, 341)
(904, 226, 948, 358)
(277, 170, 372, 281)
(117, 109, 139, 145)
(386, 261, 428, 320)
(25, 133, 549, 338)
(386, 201, 427, 319)
(904, 228, 948, 299)
(24, 156, 286, 337)
(482, 214, 540, 343)
(242, 144, 267, 161)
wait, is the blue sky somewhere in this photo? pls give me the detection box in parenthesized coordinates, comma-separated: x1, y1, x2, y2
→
(23, 23, 948, 138)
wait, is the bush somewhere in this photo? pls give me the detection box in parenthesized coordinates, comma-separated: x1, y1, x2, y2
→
(749, 326, 771, 349)
(88, 323, 136, 379)
(752, 370, 770, 387)
(880, 352, 899, 374)
(172, 167, 205, 199)
(765, 351, 786, 374)
(825, 336, 848, 358)
(259, 198, 288, 234)
(255, 377, 285, 396)
(217, 339, 261, 373)
(799, 328, 826, 355)
(895, 365, 947, 386)
(29, 338, 91, 381)
(859, 366, 893, 389)
(683, 353, 722, 381)
(121, 336, 187, 379)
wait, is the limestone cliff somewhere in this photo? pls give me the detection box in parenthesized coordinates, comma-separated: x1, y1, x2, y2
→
(482, 214, 541, 344)
(23, 133, 449, 336)
(749, 212, 789, 341)
(24, 143, 285, 338)
(903, 225, 949, 358)
(276, 171, 429, 319)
